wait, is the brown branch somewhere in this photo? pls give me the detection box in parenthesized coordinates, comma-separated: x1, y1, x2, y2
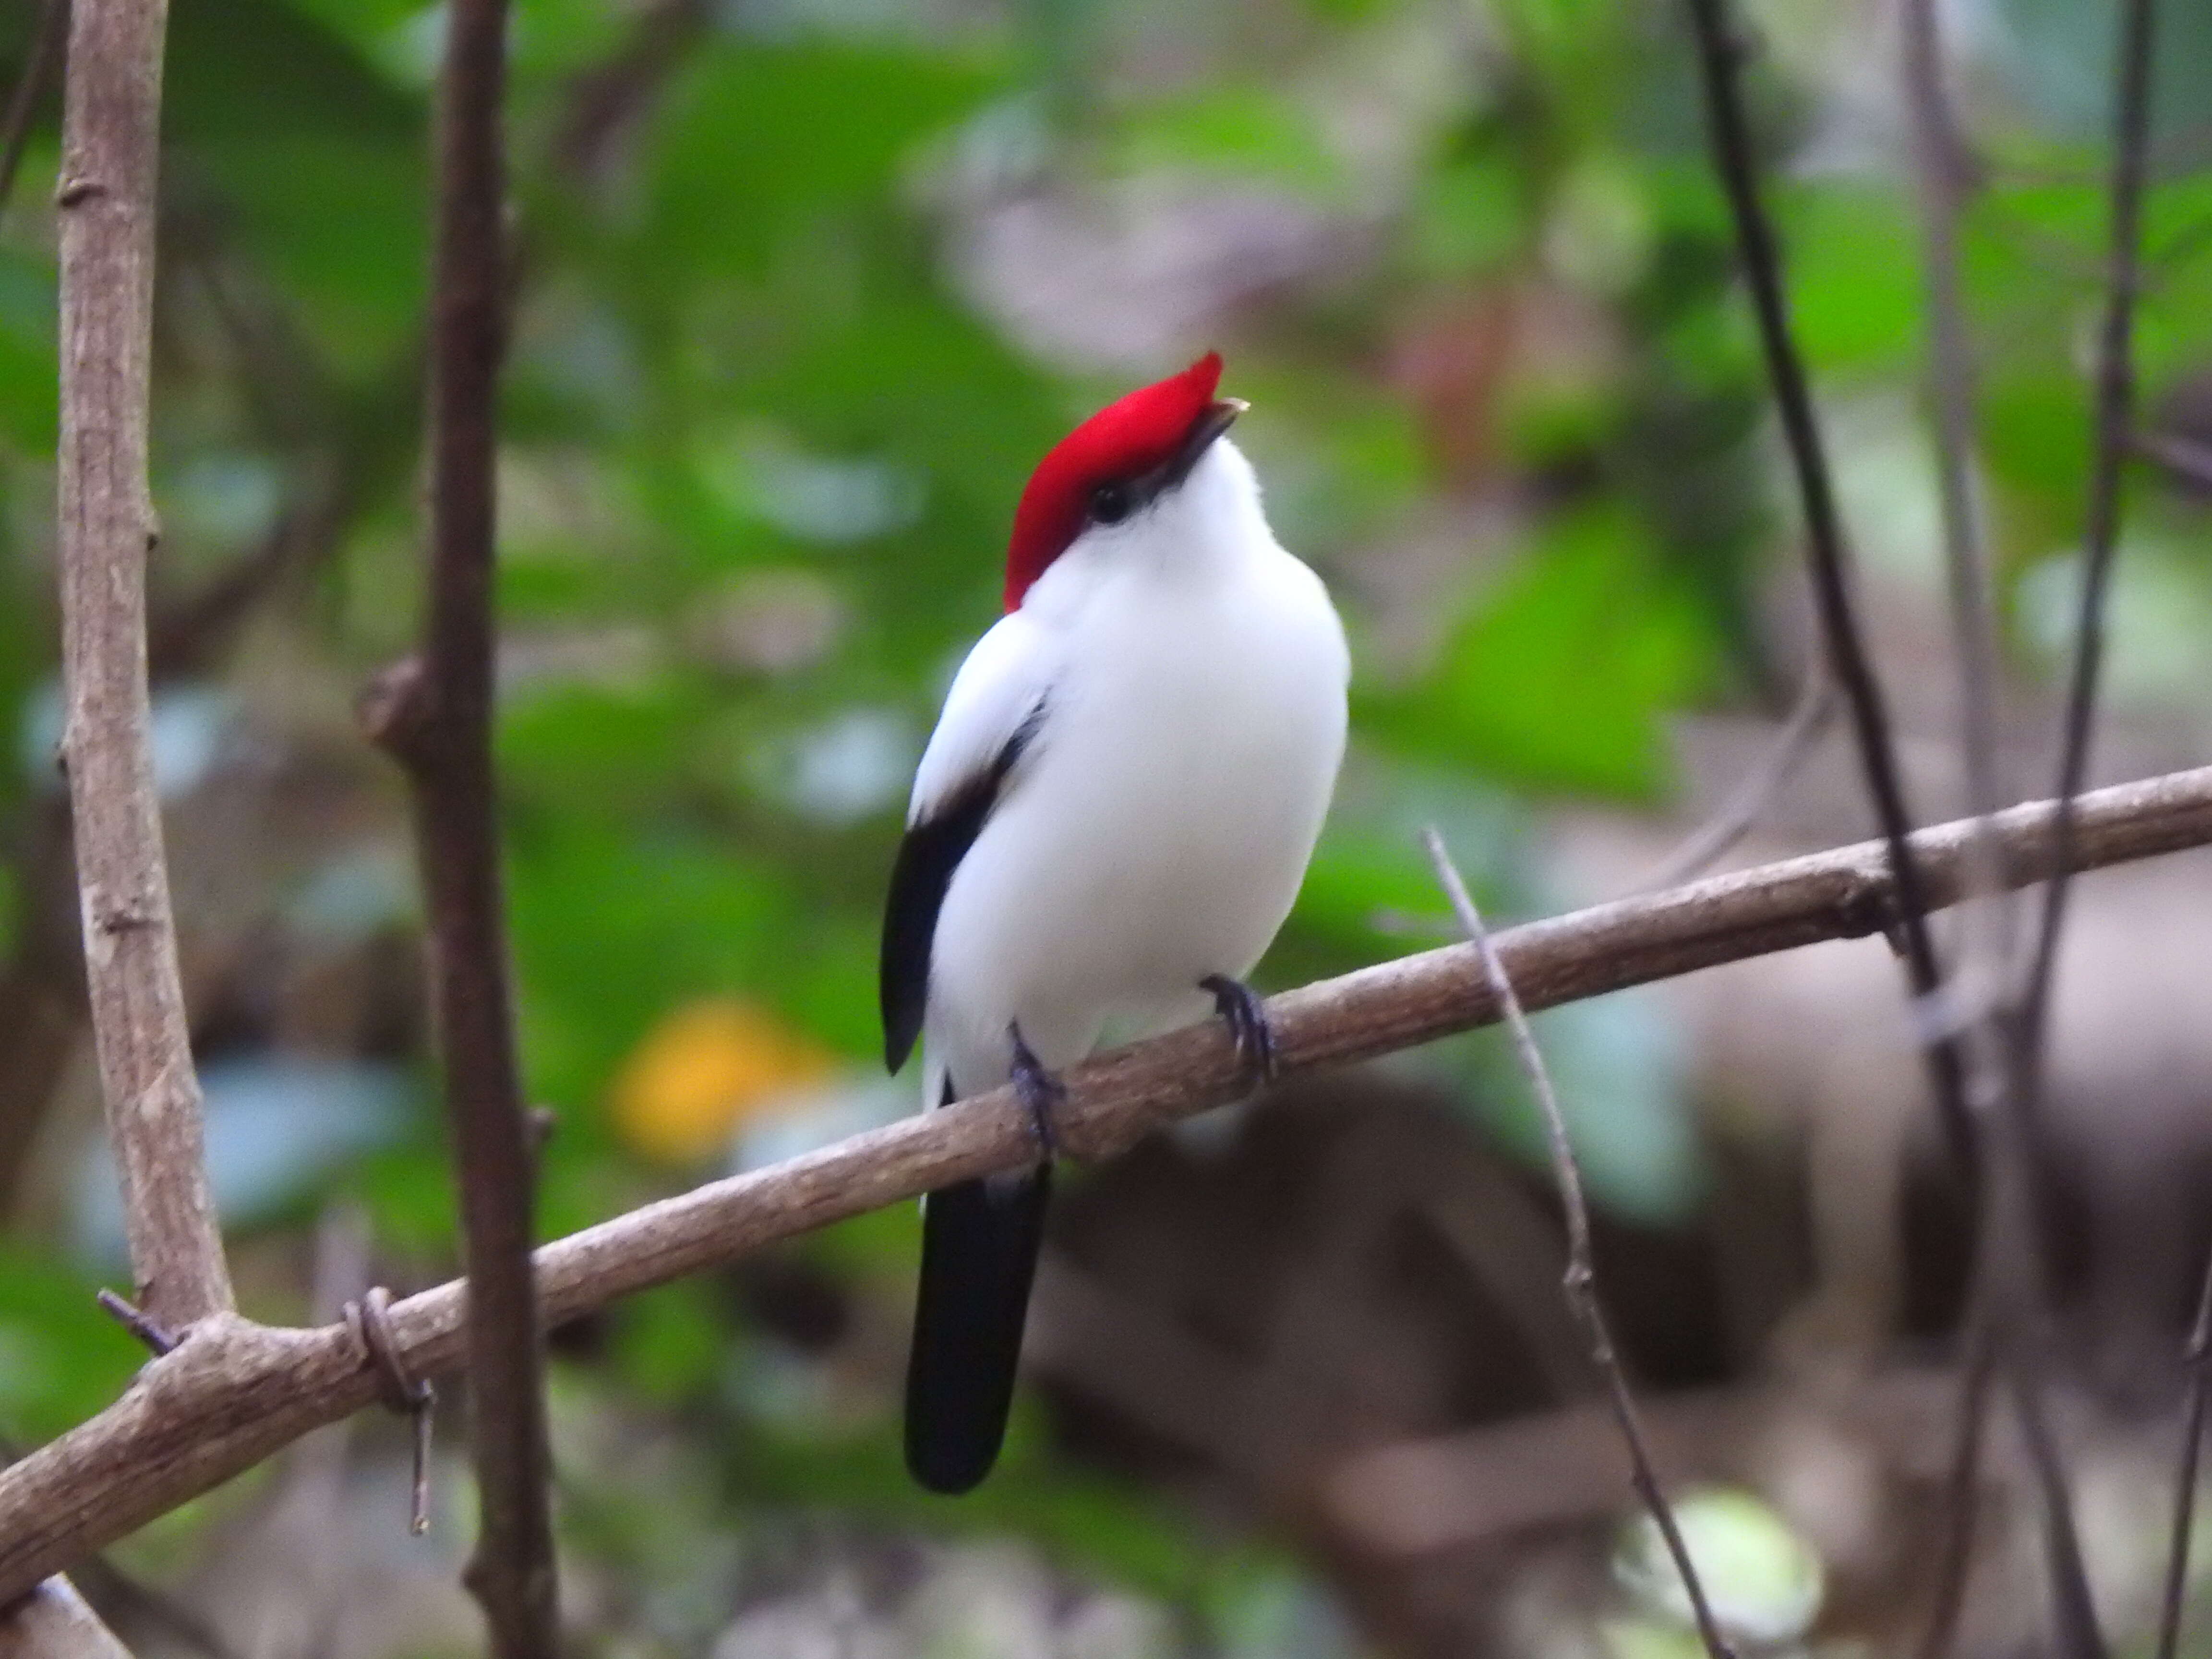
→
(2020, 0, 2158, 1044)
(1422, 828, 1734, 1659)
(362, 0, 555, 1649)
(1899, 4, 2107, 1652)
(55, 0, 230, 1332)
(1915, 1316, 1994, 1659)
(2136, 429, 2212, 492)
(2, 766, 2212, 1597)
(1638, 658, 1832, 890)
(1681, 0, 1975, 1170)
(2154, 1262, 2212, 1659)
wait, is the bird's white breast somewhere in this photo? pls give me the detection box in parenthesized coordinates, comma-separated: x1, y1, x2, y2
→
(925, 443, 1348, 1094)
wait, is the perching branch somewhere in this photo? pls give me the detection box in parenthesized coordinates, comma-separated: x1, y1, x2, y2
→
(1681, 0, 1973, 1168)
(55, 0, 231, 1334)
(1423, 829, 1734, 1659)
(2021, 0, 2158, 1046)
(3, 765, 2212, 1599)
(358, 0, 557, 1649)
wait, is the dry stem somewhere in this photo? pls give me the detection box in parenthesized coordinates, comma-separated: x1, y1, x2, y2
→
(1423, 829, 1734, 1659)
(1, 767, 2211, 1597)
(55, 0, 231, 1335)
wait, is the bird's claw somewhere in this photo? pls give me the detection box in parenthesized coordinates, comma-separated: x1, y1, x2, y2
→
(1007, 1022, 1064, 1163)
(1201, 974, 1276, 1084)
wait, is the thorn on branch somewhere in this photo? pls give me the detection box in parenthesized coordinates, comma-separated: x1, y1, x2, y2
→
(95, 1289, 176, 1357)
(357, 656, 435, 768)
(344, 1286, 435, 1536)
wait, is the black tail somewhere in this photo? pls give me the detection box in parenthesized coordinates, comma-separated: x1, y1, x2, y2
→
(904, 1164, 1051, 1494)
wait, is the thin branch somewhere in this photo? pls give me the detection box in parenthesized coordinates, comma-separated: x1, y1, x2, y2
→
(548, 0, 709, 180)
(1681, 0, 1973, 1168)
(1902, 0, 2005, 874)
(1639, 660, 1832, 890)
(362, 0, 555, 1648)
(2008, 1347, 2106, 1659)
(2, 765, 2211, 1599)
(1915, 1319, 1994, 1659)
(1422, 828, 1734, 1659)
(2014, 2, 2158, 1651)
(2154, 1262, 2212, 1659)
(92, 1290, 174, 1357)
(2136, 429, 2212, 492)
(1899, 6, 2108, 1653)
(0, 0, 64, 214)
(2020, 0, 2158, 1047)
(55, 0, 231, 1331)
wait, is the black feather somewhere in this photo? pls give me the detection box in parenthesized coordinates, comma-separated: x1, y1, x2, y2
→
(905, 1160, 1052, 1494)
(878, 703, 1043, 1073)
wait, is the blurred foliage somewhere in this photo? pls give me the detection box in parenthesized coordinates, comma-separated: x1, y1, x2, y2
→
(0, 0, 2208, 1647)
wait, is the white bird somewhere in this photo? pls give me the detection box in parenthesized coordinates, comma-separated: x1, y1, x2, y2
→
(881, 352, 1349, 1493)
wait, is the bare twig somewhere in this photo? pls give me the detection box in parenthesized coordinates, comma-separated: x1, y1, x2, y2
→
(3, 768, 2212, 1597)
(2008, 1350, 2106, 1659)
(92, 1290, 174, 1357)
(0, 0, 63, 214)
(1422, 827, 1734, 1659)
(2013, 2, 2158, 1651)
(1914, 1319, 1994, 1659)
(2136, 429, 2212, 492)
(1902, 0, 2005, 873)
(1681, 0, 1974, 1168)
(360, 0, 555, 1648)
(548, 0, 709, 180)
(1639, 661, 1832, 890)
(1899, 5, 2108, 1652)
(2020, 0, 2158, 1048)
(13, 12, 235, 1653)
(56, 0, 231, 1332)
(2154, 1264, 2212, 1659)
(342, 1287, 434, 1536)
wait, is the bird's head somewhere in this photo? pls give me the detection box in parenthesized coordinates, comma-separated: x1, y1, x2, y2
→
(1003, 352, 1252, 611)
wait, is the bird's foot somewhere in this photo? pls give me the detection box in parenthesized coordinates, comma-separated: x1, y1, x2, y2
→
(1201, 974, 1277, 1085)
(1007, 1022, 1065, 1163)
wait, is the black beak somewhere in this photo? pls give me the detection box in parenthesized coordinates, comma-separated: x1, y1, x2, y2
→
(1155, 397, 1247, 491)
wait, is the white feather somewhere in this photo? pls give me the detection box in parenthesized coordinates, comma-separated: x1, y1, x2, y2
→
(916, 436, 1348, 1107)
(908, 610, 1058, 826)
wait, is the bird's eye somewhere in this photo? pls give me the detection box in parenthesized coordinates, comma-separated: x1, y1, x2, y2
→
(1088, 480, 1133, 525)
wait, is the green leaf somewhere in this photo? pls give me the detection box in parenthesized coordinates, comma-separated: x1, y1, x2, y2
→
(0, 1246, 146, 1445)
(1365, 506, 1715, 799)
(638, 40, 1002, 281)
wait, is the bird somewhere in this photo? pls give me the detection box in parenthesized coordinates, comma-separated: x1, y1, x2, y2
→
(879, 351, 1350, 1494)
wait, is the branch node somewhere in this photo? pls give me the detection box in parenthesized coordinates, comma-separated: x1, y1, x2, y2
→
(344, 1286, 435, 1535)
(357, 656, 434, 765)
(94, 1288, 176, 1356)
(90, 890, 158, 936)
(52, 174, 102, 208)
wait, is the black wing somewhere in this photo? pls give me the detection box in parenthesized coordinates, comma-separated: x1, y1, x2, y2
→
(879, 705, 1043, 1073)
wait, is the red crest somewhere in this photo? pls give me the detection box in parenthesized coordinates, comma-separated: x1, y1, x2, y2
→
(1003, 353, 1225, 611)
